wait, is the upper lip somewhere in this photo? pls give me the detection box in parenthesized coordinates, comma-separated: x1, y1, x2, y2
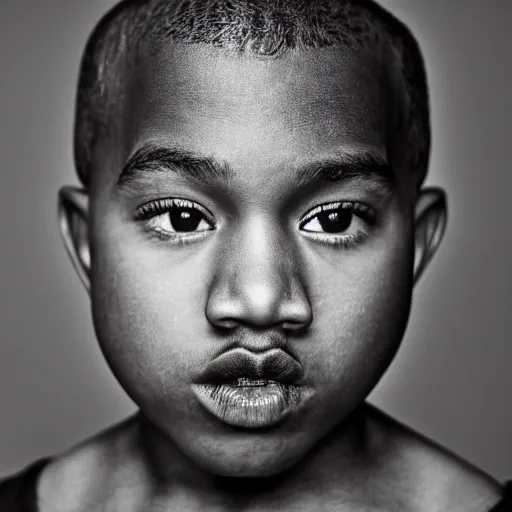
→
(195, 348, 304, 386)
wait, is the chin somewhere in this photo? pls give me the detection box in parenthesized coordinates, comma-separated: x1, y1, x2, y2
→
(188, 438, 307, 479)
(208, 460, 292, 479)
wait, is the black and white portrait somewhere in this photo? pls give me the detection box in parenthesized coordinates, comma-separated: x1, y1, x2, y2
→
(0, 1, 510, 510)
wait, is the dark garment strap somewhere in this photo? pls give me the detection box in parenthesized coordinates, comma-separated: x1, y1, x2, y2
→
(0, 458, 51, 512)
(489, 481, 512, 511)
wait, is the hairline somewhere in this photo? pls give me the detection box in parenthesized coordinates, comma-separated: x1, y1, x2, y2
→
(74, 1, 430, 190)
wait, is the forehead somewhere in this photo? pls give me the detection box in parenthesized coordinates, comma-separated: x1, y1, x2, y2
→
(113, 43, 398, 184)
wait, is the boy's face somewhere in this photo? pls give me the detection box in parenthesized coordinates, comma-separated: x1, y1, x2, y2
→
(83, 44, 420, 476)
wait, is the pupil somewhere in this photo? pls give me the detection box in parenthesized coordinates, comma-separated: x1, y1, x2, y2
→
(169, 207, 203, 232)
(318, 208, 352, 233)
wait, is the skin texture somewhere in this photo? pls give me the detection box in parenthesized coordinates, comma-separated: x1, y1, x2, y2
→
(46, 43, 502, 510)
(91, 43, 413, 475)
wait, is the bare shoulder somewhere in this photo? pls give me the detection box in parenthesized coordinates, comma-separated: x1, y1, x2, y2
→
(35, 407, 504, 512)
(37, 414, 147, 512)
(365, 405, 504, 512)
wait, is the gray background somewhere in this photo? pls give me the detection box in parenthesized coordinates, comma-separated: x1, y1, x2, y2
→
(0, 0, 510, 479)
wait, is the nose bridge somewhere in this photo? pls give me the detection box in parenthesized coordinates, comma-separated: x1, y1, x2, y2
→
(230, 217, 294, 311)
(206, 216, 312, 330)
(239, 216, 289, 285)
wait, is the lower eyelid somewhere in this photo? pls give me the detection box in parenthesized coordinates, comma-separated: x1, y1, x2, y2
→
(146, 227, 213, 243)
(300, 230, 368, 247)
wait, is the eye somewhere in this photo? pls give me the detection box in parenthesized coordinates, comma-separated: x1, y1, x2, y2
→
(135, 198, 215, 242)
(299, 201, 375, 248)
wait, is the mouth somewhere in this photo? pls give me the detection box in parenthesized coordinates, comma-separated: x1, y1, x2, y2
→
(192, 349, 305, 429)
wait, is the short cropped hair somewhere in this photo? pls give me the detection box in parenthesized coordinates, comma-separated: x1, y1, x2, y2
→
(75, 0, 430, 187)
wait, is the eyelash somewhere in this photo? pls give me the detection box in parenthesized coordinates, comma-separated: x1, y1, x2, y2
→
(299, 201, 376, 249)
(134, 198, 215, 244)
(134, 198, 376, 248)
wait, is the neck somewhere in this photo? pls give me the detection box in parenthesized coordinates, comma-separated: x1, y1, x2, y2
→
(134, 404, 374, 508)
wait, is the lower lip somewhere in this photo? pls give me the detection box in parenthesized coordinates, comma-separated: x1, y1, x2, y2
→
(192, 379, 302, 429)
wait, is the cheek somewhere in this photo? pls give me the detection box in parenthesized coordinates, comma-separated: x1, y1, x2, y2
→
(89, 231, 215, 411)
(307, 226, 414, 397)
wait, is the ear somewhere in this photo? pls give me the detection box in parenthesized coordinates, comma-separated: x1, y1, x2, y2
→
(58, 186, 90, 293)
(413, 187, 448, 284)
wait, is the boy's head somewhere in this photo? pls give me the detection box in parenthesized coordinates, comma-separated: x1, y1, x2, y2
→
(59, 0, 447, 478)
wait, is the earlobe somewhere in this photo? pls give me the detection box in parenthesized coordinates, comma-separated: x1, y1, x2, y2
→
(58, 186, 91, 293)
(413, 187, 448, 284)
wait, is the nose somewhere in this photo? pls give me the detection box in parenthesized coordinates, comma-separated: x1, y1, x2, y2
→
(205, 219, 312, 332)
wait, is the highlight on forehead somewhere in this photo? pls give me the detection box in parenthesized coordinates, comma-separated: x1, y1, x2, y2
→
(75, 0, 430, 188)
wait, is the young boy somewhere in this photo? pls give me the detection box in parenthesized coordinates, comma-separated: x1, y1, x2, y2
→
(1, 0, 510, 510)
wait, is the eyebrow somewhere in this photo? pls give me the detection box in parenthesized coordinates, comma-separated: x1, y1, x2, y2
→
(118, 142, 233, 187)
(294, 150, 393, 191)
(118, 142, 393, 191)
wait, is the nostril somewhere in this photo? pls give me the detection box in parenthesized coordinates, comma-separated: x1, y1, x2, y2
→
(282, 320, 310, 333)
(214, 318, 240, 330)
(280, 299, 313, 331)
